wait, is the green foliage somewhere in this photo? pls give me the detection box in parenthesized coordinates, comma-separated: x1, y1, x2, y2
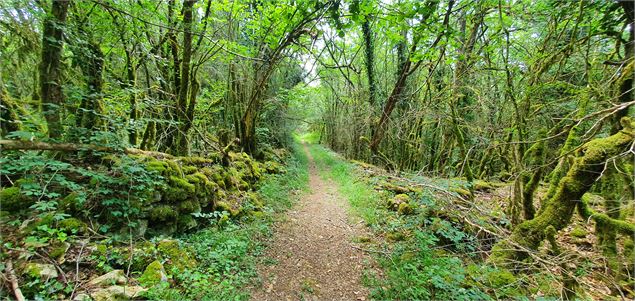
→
(368, 231, 491, 300)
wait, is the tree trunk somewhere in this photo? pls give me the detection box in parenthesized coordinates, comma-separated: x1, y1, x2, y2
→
(77, 42, 105, 131)
(611, 1, 634, 134)
(39, 0, 70, 139)
(175, 0, 197, 155)
(490, 117, 635, 265)
(361, 14, 376, 106)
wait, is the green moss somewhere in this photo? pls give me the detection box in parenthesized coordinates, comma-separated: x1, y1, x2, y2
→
(49, 241, 70, 259)
(263, 160, 284, 174)
(238, 180, 250, 190)
(386, 231, 406, 242)
(165, 160, 182, 175)
(177, 215, 198, 231)
(215, 201, 240, 216)
(164, 176, 196, 202)
(388, 194, 410, 211)
(146, 160, 169, 174)
(246, 192, 264, 209)
(101, 154, 122, 166)
(181, 166, 198, 174)
(185, 172, 217, 201)
(129, 242, 157, 271)
(95, 244, 108, 257)
(1, 186, 33, 212)
(149, 205, 178, 222)
(139, 260, 166, 286)
(450, 187, 471, 199)
(179, 156, 215, 165)
(473, 180, 494, 191)
(485, 268, 517, 288)
(354, 236, 372, 243)
(570, 226, 586, 238)
(57, 217, 88, 234)
(397, 202, 414, 215)
(156, 240, 196, 272)
(178, 200, 201, 213)
(57, 192, 82, 213)
(578, 194, 635, 237)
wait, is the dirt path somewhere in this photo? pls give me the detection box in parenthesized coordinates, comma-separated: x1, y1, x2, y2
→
(251, 144, 371, 301)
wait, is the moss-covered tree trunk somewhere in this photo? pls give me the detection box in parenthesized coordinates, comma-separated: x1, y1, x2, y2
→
(77, 42, 105, 131)
(175, 0, 197, 155)
(490, 117, 635, 264)
(0, 89, 22, 136)
(39, 0, 70, 139)
(361, 6, 376, 106)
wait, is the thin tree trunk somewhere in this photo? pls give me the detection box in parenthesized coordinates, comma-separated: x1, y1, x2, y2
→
(175, 0, 197, 155)
(40, 0, 70, 139)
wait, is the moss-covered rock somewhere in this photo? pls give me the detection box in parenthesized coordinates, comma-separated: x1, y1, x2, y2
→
(485, 268, 516, 288)
(164, 176, 196, 202)
(149, 205, 177, 223)
(263, 160, 285, 174)
(245, 192, 264, 210)
(57, 192, 83, 214)
(49, 244, 69, 263)
(88, 270, 127, 287)
(58, 217, 88, 234)
(569, 226, 586, 238)
(178, 200, 201, 214)
(388, 194, 410, 211)
(397, 202, 414, 215)
(139, 260, 167, 287)
(156, 240, 196, 272)
(24, 263, 58, 280)
(177, 215, 197, 231)
(90, 285, 146, 301)
(146, 160, 170, 175)
(1, 186, 33, 212)
(181, 165, 198, 174)
(215, 201, 240, 217)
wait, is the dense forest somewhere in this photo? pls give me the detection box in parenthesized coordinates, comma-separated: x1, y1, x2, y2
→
(0, 0, 633, 300)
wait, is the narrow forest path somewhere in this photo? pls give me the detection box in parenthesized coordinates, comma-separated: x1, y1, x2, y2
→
(250, 144, 371, 301)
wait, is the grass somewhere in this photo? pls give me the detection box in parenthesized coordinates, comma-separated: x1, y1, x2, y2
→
(143, 143, 309, 300)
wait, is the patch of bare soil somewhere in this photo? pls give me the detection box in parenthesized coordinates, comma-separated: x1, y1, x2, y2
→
(250, 145, 372, 301)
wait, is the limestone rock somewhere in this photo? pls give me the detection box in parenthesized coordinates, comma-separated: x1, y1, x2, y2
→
(88, 270, 127, 287)
(90, 285, 146, 301)
(139, 260, 168, 286)
(24, 263, 58, 280)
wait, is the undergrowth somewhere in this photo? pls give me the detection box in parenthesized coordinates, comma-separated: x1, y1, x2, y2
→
(306, 144, 526, 300)
(143, 144, 309, 300)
